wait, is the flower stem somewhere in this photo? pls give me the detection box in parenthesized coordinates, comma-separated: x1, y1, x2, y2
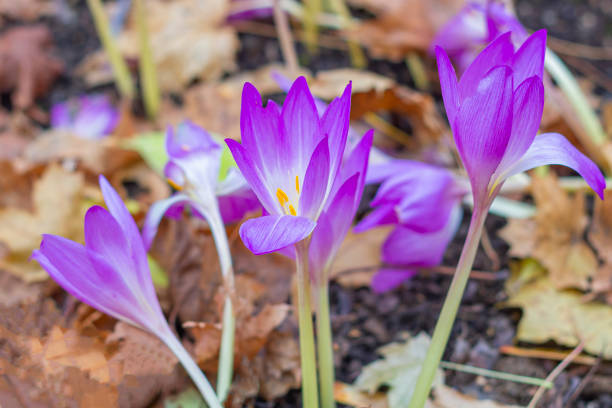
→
(134, 0, 160, 118)
(408, 207, 487, 408)
(162, 330, 222, 408)
(86, 0, 134, 99)
(295, 241, 320, 408)
(207, 208, 236, 403)
(316, 281, 336, 408)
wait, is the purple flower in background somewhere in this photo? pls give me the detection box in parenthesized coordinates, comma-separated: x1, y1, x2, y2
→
(142, 121, 259, 250)
(227, 0, 273, 22)
(51, 95, 119, 139)
(432, 1, 527, 71)
(226, 77, 364, 255)
(32, 176, 167, 333)
(355, 161, 466, 292)
(436, 30, 605, 207)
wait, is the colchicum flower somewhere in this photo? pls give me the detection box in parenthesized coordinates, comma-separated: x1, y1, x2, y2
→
(142, 121, 258, 251)
(410, 29, 606, 407)
(32, 176, 222, 407)
(227, 76, 372, 408)
(142, 120, 258, 403)
(436, 29, 605, 206)
(226, 76, 361, 255)
(51, 94, 119, 139)
(355, 160, 467, 292)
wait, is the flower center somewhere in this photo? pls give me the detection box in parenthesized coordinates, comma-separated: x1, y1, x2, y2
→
(276, 176, 300, 216)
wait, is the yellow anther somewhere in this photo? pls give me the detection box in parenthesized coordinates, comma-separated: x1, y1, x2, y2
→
(180, 144, 191, 152)
(276, 188, 289, 206)
(167, 178, 184, 191)
(288, 205, 297, 216)
(295, 175, 300, 194)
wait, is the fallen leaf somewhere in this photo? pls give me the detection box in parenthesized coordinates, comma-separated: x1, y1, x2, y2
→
(354, 332, 444, 407)
(587, 189, 612, 302)
(0, 164, 89, 282)
(499, 174, 597, 290)
(347, 0, 465, 60)
(504, 275, 612, 359)
(429, 384, 519, 408)
(331, 226, 392, 287)
(164, 387, 206, 408)
(0, 25, 63, 110)
(118, 0, 237, 93)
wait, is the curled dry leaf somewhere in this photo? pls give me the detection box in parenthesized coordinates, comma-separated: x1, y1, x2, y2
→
(0, 25, 63, 110)
(0, 164, 89, 282)
(499, 174, 598, 291)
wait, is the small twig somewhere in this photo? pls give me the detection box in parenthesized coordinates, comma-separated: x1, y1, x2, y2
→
(499, 345, 598, 366)
(273, 0, 299, 74)
(565, 354, 603, 405)
(527, 340, 586, 408)
(479, 226, 501, 271)
(547, 36, 612, 60)
(428, 265, 506, 281)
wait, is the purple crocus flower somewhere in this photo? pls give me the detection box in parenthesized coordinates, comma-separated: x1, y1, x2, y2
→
(31, 175, 221, 406)
(355, 160, 467, 292)
(51, 95, 119, 139)
(141, 121, 259, 250)
(226, 77, 366, 255)
(436, 29, 605, 207)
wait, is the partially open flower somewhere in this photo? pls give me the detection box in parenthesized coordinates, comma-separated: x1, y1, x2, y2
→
(142, 121, 259, 250)
(436, 30, 605, 208)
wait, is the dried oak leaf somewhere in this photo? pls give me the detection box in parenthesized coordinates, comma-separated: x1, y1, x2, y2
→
(0, 25, 63, 110)
(0, 164, 89, 282)
(346, 0, 465, 60)
(499, 174, 597, 290)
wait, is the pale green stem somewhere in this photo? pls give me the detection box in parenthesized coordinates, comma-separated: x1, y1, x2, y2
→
(86, 0, 135, 99)
(295, 241, 320, 408)
(408, 206, 487, 408)
(316, 280, 336, 408)
(206, 207, 236, 404)
(134, 0, 161, 118)
(161, 328, 222, 408)
(544, 49, 609, 170)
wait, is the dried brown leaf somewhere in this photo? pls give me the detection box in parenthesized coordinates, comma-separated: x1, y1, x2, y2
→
(0, 164, 89, 282)
(499, 174, 597, 290)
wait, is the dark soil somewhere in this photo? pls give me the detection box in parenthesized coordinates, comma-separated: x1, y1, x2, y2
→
(22, 0, 612, 407)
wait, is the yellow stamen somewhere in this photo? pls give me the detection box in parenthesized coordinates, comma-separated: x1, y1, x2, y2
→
(276, 188, 289, 206)
(288, 204, 297, 216)
(295, 175, 300, 194)
(167, 178, 183, 191)
(181, 144, 190, 152)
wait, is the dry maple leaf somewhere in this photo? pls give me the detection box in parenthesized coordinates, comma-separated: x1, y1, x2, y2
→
(0, 164, 89, 282)
(499, 174, 597, 290)
(0, 25, 63, 110)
